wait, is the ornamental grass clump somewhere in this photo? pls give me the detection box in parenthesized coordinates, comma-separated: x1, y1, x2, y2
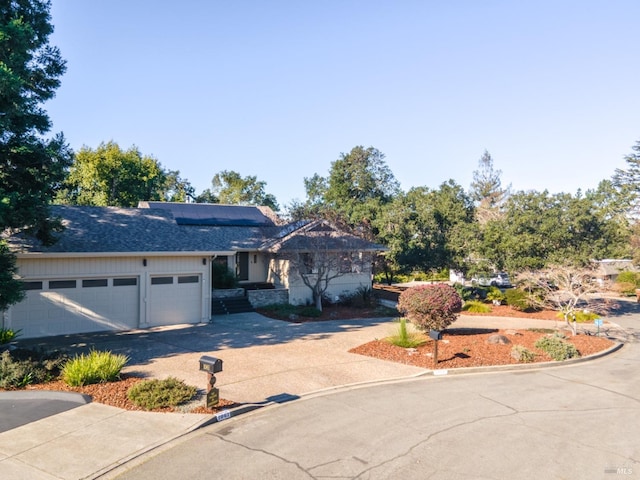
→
(397, 283, 462, 332)
(62, 350, 128, 387)
(387, 318, 426, 348)
(462, 300, 492, 313)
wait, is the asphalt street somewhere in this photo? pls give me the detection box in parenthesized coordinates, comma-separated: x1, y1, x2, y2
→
(112, 313, 640, 480)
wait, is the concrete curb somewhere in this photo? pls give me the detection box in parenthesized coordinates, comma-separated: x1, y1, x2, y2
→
(0, 389, 92, 404)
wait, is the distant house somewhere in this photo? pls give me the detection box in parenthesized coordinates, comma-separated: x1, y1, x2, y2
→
(4, 202, 385, 339)
(594, 259, 636, 284)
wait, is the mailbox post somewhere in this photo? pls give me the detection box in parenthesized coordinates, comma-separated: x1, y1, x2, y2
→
(199, 356, 223, 408)
(429, 330, 443, 368)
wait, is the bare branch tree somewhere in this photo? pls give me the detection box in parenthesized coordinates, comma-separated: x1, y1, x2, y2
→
(518, 265, 613, 336)
(276, 222, 376, 311)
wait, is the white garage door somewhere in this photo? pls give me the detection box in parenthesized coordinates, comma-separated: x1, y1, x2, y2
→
(148, 274, 202, 326)
(10, 277, 139, 339)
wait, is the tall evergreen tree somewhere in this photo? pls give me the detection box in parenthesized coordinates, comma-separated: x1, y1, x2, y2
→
(0, 0, 72, 308)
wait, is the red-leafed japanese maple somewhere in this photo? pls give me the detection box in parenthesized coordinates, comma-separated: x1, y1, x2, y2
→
(397, 284, 463, 331)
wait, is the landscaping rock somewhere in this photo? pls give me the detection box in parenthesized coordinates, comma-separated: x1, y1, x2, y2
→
(505, 329, 522, 336)
(486, 334, 511, 345)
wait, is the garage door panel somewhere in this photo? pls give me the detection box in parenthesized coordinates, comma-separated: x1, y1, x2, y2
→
(149, 275, 202, 327)
(10, 277, 140, 339)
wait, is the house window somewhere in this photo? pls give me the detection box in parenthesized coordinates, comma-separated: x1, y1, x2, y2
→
(301, 253, 314, 274)
(178, 275, 199, 284)
(22, 281, 43, 291)
(82, 279, 108, 288)
(114, 278, 137, 287)
(49, 280, 76, 289)
(151, 276, 173, 285)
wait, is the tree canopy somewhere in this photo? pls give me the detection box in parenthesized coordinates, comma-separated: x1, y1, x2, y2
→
(196, 170, 279, 211)
(56, 142, 190, 207)
(0, 0, 72, 242)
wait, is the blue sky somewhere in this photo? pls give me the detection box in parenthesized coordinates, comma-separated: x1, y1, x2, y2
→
(47, 1, 640, 209)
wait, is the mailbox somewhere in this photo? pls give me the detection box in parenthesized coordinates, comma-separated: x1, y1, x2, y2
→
(199, 356, 223, 374)
(429, 330, 443, 341)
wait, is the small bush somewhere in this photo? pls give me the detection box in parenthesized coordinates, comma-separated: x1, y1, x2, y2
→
(511, 345, 535, 363)
(127, 377, 198, 410)
(0, 328, 21, 344)
(0, 349, 66, 388)
(462, 300, 492, 313)
(387, 318, 426, 348)
(62, 350, 129, 386)
(211, 263, 238, 289)
(555, 310, 599, 323)
(616, 270, 640, 286)
(486, 287, 505, 305)
(398, 283, 462, 331)
(534, 334, 580, 361)
(504, 288, 531, 311)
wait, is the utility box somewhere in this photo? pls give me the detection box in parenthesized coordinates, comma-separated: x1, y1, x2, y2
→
(199, 356, 223, 407)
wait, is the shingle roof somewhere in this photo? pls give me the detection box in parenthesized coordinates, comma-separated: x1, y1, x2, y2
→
(7, 205, 386, 255)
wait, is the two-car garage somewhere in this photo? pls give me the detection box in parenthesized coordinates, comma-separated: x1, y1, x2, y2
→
(8, 255, 211, 339)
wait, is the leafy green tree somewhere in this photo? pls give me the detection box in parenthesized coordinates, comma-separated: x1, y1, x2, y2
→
(324, 146, 400, 228)
(613, 139, 640, 216)
(162, 170, 195, 203)
(296, 146, 400, 235)
(375, 181, 475, 280)
(480, 190, 627, 271)
(57, 142, 170, 207)
(1, 0, 72, 306)
(196, 170, 279, 211)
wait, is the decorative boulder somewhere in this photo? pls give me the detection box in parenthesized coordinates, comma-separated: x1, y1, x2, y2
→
(486, 334, 511, 345)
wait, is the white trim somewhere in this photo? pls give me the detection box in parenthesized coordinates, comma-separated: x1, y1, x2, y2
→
(15, 251, 236, 259)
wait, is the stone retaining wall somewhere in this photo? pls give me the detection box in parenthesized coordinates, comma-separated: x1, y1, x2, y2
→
(247, 289, 289, 308)
(211, 288, 245, 299)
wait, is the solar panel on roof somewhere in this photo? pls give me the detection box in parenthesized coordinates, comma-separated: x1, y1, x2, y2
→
(143, 202, 274, 226)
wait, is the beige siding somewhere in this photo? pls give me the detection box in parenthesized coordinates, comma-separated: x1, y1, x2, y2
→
(287, 272, 373, 306)
(11, 255, 212, 338)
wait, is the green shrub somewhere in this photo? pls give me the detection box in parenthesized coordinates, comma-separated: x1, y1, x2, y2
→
(511, 345, 535, 363)
(127, 377, 198, 410)
(211, 263, 238, 289)
(555, 310, 599, 323)
(387, 318, 426, 348)
(62, 350, 128, 386)
(616, 270, 640, 286)
(0, 349, 66, 388)
(398, 284, 462, 331)
(0, 328, 21, 344)
(462, 300, 492, 313)
(486, 287, 505, 305)
(504, 288, 531, 311)
(534, 334, 580, 361)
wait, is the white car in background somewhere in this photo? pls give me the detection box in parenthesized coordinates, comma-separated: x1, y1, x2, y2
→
(473, 272, 512, 288)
